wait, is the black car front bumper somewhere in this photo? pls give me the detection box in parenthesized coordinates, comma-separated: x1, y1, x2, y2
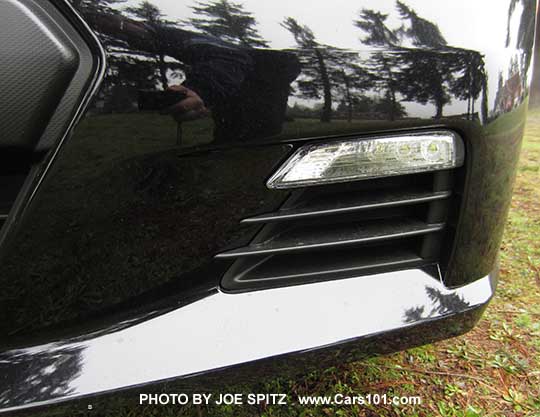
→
(0, 265, 497, 414)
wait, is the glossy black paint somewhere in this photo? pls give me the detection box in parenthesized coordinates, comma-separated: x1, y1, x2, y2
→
(0, 305, 486, 416)
(0, 0, 535, 413)
(0, 268, 497, 415)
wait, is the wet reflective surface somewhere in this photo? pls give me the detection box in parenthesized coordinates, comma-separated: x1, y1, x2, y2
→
(0, 0, 535, 412)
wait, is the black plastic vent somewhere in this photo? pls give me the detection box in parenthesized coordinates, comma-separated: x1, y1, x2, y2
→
(219, 169, 461, 291)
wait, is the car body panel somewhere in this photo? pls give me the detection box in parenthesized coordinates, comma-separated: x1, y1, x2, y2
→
(0, 0, 535, 414)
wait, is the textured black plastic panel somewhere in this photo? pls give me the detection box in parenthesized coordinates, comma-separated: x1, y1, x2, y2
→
(0, 0, 104, 256)
(0, 0, 79, 150)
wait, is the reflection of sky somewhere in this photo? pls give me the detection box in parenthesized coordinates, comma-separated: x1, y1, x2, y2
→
(118, 0, 525, 117)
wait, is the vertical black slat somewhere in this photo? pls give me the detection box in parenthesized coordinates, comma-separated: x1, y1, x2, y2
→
(421, 171, 452, 261)
(432, 170, 454, 192)
(426, 199, 448, 224)
(420, 233, 443, 259)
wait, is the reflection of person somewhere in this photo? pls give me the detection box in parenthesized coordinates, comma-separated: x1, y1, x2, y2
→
(166, 85, 209, 122)
(85, 12, 300, 142)
(209, 48, 301, 142)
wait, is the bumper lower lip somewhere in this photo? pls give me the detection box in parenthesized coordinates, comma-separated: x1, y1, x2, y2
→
(0, 267, 497, 414)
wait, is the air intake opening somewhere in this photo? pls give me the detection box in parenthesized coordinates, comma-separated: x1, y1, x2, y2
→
(218, 141, 463, 292)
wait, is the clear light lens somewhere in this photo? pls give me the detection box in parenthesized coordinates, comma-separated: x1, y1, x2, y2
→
(267, 131, 464, 189)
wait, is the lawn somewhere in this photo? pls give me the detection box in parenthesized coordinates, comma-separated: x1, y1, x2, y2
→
(123, 108, 540, 417)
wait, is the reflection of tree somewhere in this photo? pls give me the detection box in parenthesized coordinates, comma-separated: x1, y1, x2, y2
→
(72, 0, 151, 111)
(125, 1, 178, 90)
(282, 18, 332, 122)
(282, 18, 363, 123)
(396, 0, 487, 121)
(71, 0, 124, 15)
(75, 0, 298, 141)
(70, 0, 125, 51)
(374, 88, 407, 119)
(394, 2, 451, 119)
(72, 0, 185, 112)
(403, 286, 471, 323)
(354, 10, 404, 120)
(185, 0, 267, 47)
(0, 345, 83, 407)
(396, 48, 487, 120)
(355, 1, 488, 121)
(450, 50, 488, 121)
(505, 0, 536, 100)
(396, 50, 453, 119)
(106, 55, 158, 91)
(396, 0, 487, 118)
(395, 1, 446, 47)
(331, 65, 372, 123)
(493, 57, 524, 114)
(355, 9, 398, 46)
(369, 53, 406, 120)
